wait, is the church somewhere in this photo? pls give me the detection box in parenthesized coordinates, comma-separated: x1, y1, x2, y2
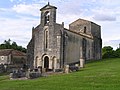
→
(27, 3, 102, 71)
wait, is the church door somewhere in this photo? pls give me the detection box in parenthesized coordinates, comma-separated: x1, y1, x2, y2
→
(44, 56, 49, 71)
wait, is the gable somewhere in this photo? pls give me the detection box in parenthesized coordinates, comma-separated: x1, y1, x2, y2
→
(69, 19, 90, 27)
(40, 4, 57, 11)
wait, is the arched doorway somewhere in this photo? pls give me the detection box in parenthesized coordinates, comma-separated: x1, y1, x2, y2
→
(44, 56, 49, 71)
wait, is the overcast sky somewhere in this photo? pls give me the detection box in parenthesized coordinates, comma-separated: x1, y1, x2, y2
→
(0, 0, 120, 49)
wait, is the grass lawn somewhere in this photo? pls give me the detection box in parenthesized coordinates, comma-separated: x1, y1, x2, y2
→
(0, 58, 120, 90)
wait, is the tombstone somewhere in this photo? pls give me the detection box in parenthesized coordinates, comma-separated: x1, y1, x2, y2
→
(80, 58, 85, 68)
(42, 68, 46, 73)
(64, 65, 69, 74)
(53, 57, 57, 72)
(4, 64, 7, 72)
(26, 68, 31, 78)
(26, 68, 42, 79)
(38, 66, 42, 73)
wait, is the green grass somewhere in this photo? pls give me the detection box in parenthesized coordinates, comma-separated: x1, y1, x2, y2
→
(0, 58, 120, 90)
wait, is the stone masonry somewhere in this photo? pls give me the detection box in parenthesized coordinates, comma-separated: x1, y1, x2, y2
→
(27, 3, 102, 72)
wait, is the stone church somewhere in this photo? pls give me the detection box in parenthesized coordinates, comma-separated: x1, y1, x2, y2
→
(27, 3, 102, 71)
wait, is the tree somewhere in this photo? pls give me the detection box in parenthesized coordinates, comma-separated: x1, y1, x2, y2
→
(115, 48, 120, 58)
(102, 46, 113, 53)
(0, 44, 6, 49)
(102, 46, 120, 58)
(3, 39, 11, 49)
(102, 46, 115, 58)
(11, 41, 18, 49)
(0, 39, 26, 53)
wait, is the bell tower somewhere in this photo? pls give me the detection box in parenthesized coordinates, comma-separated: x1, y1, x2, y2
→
(40, 2, 57, 26)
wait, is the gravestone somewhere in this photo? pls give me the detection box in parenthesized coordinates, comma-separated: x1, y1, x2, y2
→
(64, 65, 69, 74)
(26, 68, 42, 79)
(80, 58, 85, 68)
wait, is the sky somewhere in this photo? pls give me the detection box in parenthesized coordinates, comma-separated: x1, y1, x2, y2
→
(0, 0, 120, 49)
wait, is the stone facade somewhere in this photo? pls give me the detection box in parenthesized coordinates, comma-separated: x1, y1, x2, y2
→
(27, 3, 102, 71)
(0, 49, 26, 65)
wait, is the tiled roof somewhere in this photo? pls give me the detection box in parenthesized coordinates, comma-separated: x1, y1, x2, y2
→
(12, 50, 26, 56)
(0, 49, 26, 56)
(0, 49, 13, 56)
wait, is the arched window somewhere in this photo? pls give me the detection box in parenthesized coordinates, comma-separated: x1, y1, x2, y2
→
(84, 26, 87, 33)
(44, 29, 49, 50)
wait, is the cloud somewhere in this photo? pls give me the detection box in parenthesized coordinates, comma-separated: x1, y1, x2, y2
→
(99, 0, 120, 6)
(0, 17, 38, 47)
(12, 3, 40, 16)
(93, 14, 116, 21)
(9, 0, 14, 2)
(0, 0, 120, 49)
(103, 39, 120, 50)
(0, 3, 43, 47)
(91, 6, 118, 21)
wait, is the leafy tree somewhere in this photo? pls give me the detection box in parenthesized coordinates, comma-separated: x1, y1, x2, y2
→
(0, 39, 26, 53)
(11, 41, 18, 50)
(102, 46, 115, 58)
(0, 44, 6, 49)
(102, 46, 113, 53)
(102, 46, 120, 58)
(115, 48, 120, 58)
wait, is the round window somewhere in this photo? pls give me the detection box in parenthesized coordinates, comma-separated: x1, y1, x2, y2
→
(1, 56, 4, 60)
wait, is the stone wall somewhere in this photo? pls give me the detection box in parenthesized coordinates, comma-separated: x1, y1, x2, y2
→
(27, 38, 34, 69)
(69, 19, 102, 60)
(91, 22, 102, 60)
(30, 22, 64, 69)
(63, 29, 93, 65)
(69, 19, 91, 35)
(91, 22, 101, 38)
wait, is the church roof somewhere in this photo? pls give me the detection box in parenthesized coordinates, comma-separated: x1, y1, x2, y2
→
(40, 2, 57, 11)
